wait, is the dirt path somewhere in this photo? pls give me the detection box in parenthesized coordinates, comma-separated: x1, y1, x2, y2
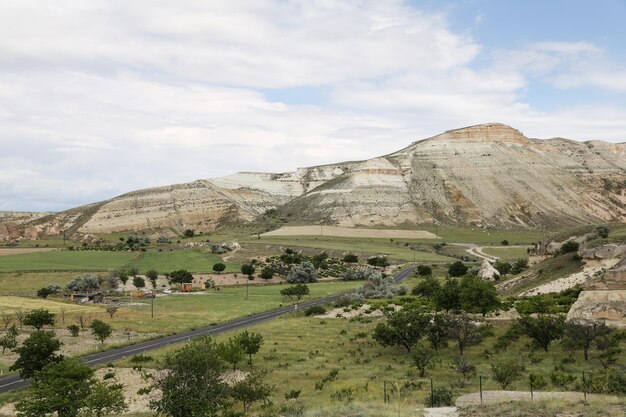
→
(423, 406, 458, 417)
(455, 390, 607, 407)
(261, 225, 439, 239)
(449, 243, 498, 262)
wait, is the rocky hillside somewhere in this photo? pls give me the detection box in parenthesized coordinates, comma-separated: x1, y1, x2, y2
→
(3, 123, 625, 240)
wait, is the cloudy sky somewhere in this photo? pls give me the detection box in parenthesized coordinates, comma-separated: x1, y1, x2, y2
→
(1, 0, 625, 211)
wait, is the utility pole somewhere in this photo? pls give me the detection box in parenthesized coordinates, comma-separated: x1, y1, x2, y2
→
(151, 293, 154, 318)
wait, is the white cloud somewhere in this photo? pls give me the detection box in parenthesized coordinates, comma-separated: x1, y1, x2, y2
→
(0, 1, 624, 211)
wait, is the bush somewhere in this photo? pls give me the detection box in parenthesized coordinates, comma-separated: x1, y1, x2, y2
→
(183, 229, 195, 238)
(67, 324, 80, 337)
(448, 261, 468, 277)
(411, 276, 441, 298)
(581, 368, 626, 394)
(286, 262, 317, 284)
(596, 225, 609, 239)
(342, 254, 358, 263)
(416, 265, 432, 276)
(132, 276, 145, 289)
(342, 267, 378, 281)
(425, 386, 454, 407)
(560, 240, 580, 254)
(367, 256, 389, 267)
(304, 305, 326, 316)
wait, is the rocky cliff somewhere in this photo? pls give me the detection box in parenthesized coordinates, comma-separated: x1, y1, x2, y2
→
(3, 123, 625, 240)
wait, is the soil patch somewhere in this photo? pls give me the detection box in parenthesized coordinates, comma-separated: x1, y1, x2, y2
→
(262, 226, 439, 239)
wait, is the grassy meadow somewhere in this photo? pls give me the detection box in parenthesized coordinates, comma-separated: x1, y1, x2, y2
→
(0, 251, 135, 273)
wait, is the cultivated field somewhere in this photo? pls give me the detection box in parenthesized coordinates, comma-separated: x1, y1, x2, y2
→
(0, 248, 57, 257)
(262, 226, 440, 239)
(0, 251, 135, 273)
(125, 249, 240, 274)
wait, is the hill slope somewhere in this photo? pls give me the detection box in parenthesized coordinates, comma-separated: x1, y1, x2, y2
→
(4, 123, 625, 240)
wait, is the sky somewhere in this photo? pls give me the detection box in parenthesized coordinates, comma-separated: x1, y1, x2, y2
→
(1, 0, 625, 212)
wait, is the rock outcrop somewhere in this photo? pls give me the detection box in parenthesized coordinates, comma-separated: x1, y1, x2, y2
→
(9, 123, 626, 238)
(567, 291, 626, 329)
(477, 260, 500, 281)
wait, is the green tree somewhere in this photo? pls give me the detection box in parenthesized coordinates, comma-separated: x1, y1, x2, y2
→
(36, 287, 55, 299)
(342, 254, 358, 263)
(564, 319, 612, 361)
(279, 284, 310, 302)
(311, 252, 329, 269)
(150, 336, 230, 417)
(411, 275, 441, 298)
(260, 267, 274, 280)
(410, 341, 437, 377)
(416, 265, 432, 276)
(212, 263, 226, 274)
(0, 331, 17, 354)
(373, 306, 431, 352)
(118, 271, 129, 286)
(230, 371, 273, 411)
(459, 276, 500, 315)
(220, 337, 245, 371)
(67, 324, 80, 337)
(146, 269, 159, 288)
(236, 331, 264, 365)
(132, 276, 145, 289)
(511, 258, 528, 274)
(491, 359, 525, 389)
(168, 269, 193, 284)
(23, 308, 55, 330)
(241, 263, 256, 279)
(518, 314, 565, 352)
(447, 313, 489, 355)
(434, 279, 461, 312)
(90, 319, 112, 344)
(10, 331, 62, 378)
(286, 261, 317, 283)
(448, 261, 468, 277)
(493, 261, 512, 277)
(426, 313, 450, 350)
(15, 358, 126, 417)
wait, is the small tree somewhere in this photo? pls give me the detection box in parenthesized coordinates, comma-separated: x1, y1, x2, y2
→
(373, 306, 431, 352)
(447, 313, 489, 355)
(410, 341, 437, 377)
(491, 359, 525, 389)
(36, 287, 55, 299)
(23, 308, 55, 330)
(493, 261, 512, 277)
(342, 254, 358, 263)
(212, 263, 226, 274)
(90, 319, 113, 344)
(133, 276, 146, 289)
(416, 265, 433, 276)
(260, 267, 274, 280)
(118, 271, 129, 286)
(146, 269, 159, 288)
(105, 304, 120, 320)
(427, 313, 450, 350)
(236, 331, 264, 365)
(76, 314, 91, 330)
(286, 261, 317, 283)
(0, 311, 12, 329)
(280, 284, 310, 302)
(518, 314, 565, 352)
(564, 319, 612, 361)
(10, 331, 62, 378)
(67, 324, 80, 337)
(411, 276, 441, 298)
(231, 370, 273, 411)
(241, 263, 256, 279)
(459, 276, 500, 315)
(14, 309, 26, 330)
(448, 261, 468, 277)
(511, 258, 529, 274)
(560, 240, 579, 254)
(150, 336, 229, 417)
(501, 240, 510, 246)
(219, 337, 245, 371)
(15, 358, 127, 417)
(0, 331, 17, 354)
(169, 269, 193, 284)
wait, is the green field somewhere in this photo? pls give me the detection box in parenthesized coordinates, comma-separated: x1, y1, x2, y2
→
(0, 271, 86, 293)
(0, 251, 135, 273)
(481, 246, 531, 261)
(125, 249, 239, 274)
(112, 309, 626, 416)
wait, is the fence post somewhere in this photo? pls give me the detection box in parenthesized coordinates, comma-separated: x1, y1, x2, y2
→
(430, 378, 434, 408)
(530, 375, 533, 402)
(384, 380, 387, 403)
(479, 375, 483, 405)
(582, 371, 587, 402)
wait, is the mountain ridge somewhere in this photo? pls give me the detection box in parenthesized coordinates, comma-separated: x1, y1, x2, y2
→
(2, 123, 624, 241)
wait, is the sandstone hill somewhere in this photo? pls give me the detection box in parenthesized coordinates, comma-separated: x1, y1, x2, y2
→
(3, 123, 625, 241)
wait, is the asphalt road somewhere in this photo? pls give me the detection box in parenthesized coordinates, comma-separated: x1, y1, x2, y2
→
(0, 267, 414, 394)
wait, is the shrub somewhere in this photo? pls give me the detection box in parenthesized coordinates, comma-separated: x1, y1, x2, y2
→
(416, 265, 432, 276)
(286, 262, 317, 284)
(425, 386, 454, 407)
(342, 254, 358, 263)
(411, 276, 441, 298)
(367, 256, 389, 267)
(448, 261, 468, 277)
(581, 368, 626, 394)
(304, 305, 326, 316)
(560, 240, 580, 254)
(595, 225, 609, 239)
(67, 324, 80, 337)
(342, 267, 379, 281)
(490, 359, 525, 389)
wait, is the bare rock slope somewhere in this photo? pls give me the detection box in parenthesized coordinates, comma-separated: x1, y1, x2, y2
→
(6, 123, 625, 239)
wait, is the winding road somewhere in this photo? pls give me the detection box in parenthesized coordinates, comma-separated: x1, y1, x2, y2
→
(0, 267, 414, 394)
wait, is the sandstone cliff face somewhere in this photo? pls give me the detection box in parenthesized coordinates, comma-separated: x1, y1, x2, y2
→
(6, 123, 625, 239)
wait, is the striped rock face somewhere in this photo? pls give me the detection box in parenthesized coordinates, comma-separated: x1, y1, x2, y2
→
(7, 123, 626, 239)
